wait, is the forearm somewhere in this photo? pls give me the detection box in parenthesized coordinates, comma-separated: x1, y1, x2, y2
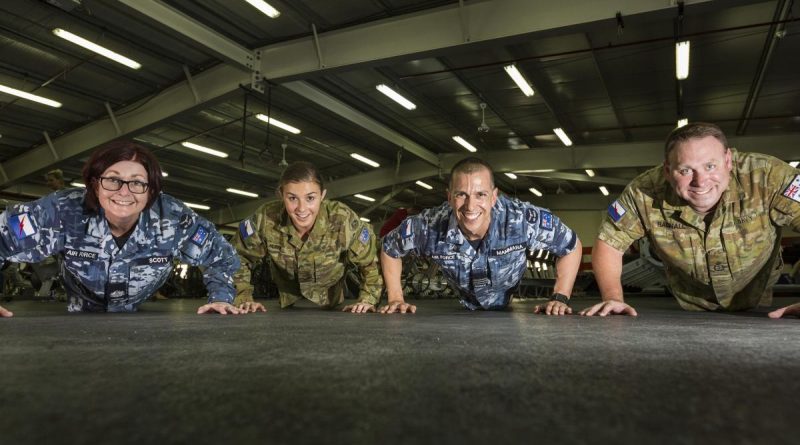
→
(380, 251, 405, 303)
(552, 237, 582, 297)
(592, 239, 625, 302)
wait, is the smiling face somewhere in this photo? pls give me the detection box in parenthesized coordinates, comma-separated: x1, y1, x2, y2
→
(447, 168, 498, 241)
(281, 180, 326, 237)
(96, 160, 149, 234)
(664, 135, 733, 216)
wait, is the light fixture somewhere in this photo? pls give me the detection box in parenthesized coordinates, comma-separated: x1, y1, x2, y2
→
(354, 194, 375, 202)
(0, 84, 62, 108)
(53, 28, 141, 70)
(452, 136, 477, 152)
(185, 202, 210, 210)
(599, 186, 609, 196)
(553, 128, 572, 147)
(70, 182, 86, 188)
(503, 64, 535, 97)
(585, 169, 595, 177)
(675, 40, 690, 80)
(161, 171, 169, 177)
(790, 161, 799, 168)
(677, 118, 688, 128)
(360, 217, 370, 222)
(415, 180, 433, 190)
(529, 187, 543, 197)
(226, 188, 259, 198)
(504, 172, 518, 180)
(375, 84, 416, 110)
(255, 114, 301, 134)
(350, 153, 380, 168)
(181, 141, 229, 158)
(244, 0, 281, 18)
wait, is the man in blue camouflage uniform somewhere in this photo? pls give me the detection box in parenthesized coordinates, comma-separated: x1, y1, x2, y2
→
(381, 157, 583, 314)
(0, 141, 240, 317)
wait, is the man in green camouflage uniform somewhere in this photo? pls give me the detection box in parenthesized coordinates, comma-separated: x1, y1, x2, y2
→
(582, 122, 800, 317)
(233, 167, 382, 311)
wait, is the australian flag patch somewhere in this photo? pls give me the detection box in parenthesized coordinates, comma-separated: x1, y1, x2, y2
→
(190, 226, 209, 247)
(358, 227, 370, 244)
(608, 200, 627, 222)
(539, 210, 553, 230)
(240, 219, 255, 239)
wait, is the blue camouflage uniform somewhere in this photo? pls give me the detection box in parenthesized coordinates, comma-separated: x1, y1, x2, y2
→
(383, 194, 578, 310)
(0, 189, 238, 312)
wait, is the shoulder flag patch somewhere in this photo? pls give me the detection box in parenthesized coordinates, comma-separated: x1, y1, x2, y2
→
(358, 227, 370, 245)
(401, 222, 413, 239)
(539, 210, 553, 230)
(190, 226, 209, 247)
(782, 174, 800, 203)
(239, 219, 255, 239)
(9, 213, 37, 240)
(608, 200, 627, 222)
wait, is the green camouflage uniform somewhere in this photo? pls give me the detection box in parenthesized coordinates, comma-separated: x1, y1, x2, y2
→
(598, 149, 800, 311)
(233, 200, 383, 308)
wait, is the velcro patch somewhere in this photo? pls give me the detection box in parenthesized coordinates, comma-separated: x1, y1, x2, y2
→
(190, 226, 209, 247)
(358, 227, 370, 244)
(608, 200, 627, 222)
(240, 219, 255, 239)
(179, 214, 193, 229)
(491, 243, 526, 256)
(65, 249, 98, 261)
(9, 213, 36, 240)
(401, 222, 413, 239)
(525, 208, 538, 224)
(539, 211, 553, 230)
(782, 174, 800, 203)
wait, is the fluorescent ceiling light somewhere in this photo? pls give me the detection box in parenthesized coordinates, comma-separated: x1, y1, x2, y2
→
(0, 84, 62, 108)
(503, 64, 535, 97)
(181, 141, 229, 158)
(161, 171, 168, 177)
(676, 40, 690, 80)
(504, 172, 518, 180)
(452, 136, 477, 152)
(354, 194, 375, 202)
(350, 153, 380, 168)
(53, 28, 141, 70)
(244, 0, 280, 18)
(185, 202, 210, 210)
(415, 180, 433, 190)
(677, 118, 688, 128)
(585, 169, 595, 177)
(255, 114, 301, 134)
(375, 84, 416, 110)
(553, 128, 572, 147)
(360, 217, 370, 222)
(529, 187, 543, 197)
(226, 188, 259, 198)
(789, 161, 799, 168)
(599, 186, 609, 196)
(70, 182, 85, 188)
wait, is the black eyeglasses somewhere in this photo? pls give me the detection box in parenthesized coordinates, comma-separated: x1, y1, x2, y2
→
(98, 177, 149, 194)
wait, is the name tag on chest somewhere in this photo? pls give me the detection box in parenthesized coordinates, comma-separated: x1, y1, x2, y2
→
(65, 249, 99, 261)
(490, 243, 526, 256)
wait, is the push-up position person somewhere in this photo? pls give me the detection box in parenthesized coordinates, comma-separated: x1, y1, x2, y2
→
(381, 157, 582, 314)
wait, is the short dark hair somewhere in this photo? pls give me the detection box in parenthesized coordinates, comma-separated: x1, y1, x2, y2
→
(278, 161, 324, 193)
(82, 141, 163, 213)
(449, 157, 495, 189)
(664, 122, 728, 158)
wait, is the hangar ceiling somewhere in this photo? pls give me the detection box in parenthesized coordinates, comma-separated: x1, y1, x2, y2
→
(1, 0, 798, 228)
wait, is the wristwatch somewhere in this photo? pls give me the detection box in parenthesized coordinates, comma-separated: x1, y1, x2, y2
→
(549, 293, 570, 304)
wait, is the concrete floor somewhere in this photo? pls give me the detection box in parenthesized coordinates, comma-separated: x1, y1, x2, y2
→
(1, 295, 799, 445)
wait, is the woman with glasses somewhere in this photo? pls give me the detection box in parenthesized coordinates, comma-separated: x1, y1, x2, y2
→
(0, 141, 241, 317)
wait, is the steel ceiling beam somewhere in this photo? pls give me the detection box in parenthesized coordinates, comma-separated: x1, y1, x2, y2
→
(518, 172, 632, 186)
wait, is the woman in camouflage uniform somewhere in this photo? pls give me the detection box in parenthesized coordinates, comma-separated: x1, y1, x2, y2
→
(234, 162, 383, 313)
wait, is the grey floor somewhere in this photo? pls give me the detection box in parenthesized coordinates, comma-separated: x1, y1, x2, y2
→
(1, 295, 799, 445)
